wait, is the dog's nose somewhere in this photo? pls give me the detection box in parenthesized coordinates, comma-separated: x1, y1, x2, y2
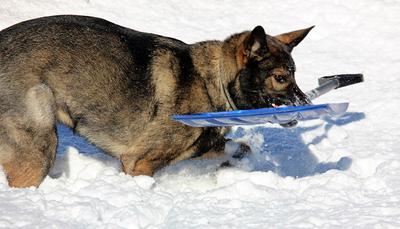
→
(292, 85, 312, 106)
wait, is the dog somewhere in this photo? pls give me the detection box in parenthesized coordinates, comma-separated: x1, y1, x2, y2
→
(0, 15, 312, 188)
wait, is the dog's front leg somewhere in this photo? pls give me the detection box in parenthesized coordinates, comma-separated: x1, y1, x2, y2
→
(192, 138, 251, 160)
(193, 139, 252, 169)
(192, 137, 227, 160)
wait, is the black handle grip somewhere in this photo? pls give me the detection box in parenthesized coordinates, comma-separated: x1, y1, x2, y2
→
(318, 74, 364, 89)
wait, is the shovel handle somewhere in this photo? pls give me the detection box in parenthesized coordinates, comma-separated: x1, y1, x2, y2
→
(306, 74, 364, 100)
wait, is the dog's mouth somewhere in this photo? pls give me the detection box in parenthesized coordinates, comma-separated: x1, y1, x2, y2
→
(266, 86, 311, 128)
(231, 81, 311, 129)
(268, 95, 310, 108)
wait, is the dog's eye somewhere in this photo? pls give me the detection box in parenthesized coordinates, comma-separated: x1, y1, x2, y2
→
(274, 75, 287, 84)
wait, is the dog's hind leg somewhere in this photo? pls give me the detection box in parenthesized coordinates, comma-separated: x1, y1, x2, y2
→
(121, 146, 177, 177)
(0, 84, 57, 188)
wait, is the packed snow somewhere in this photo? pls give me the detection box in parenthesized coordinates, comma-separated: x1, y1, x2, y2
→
(1, 0, 400, 228)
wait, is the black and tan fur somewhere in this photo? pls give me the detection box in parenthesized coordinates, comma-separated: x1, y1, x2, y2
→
(0, 15, 313, 187)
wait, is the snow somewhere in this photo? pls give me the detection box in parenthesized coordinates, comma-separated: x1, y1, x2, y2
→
(1, 0, 400, 228)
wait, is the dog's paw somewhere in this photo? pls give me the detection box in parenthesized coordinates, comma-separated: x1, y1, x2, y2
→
(219, 160, 232, 168)
(232, 143, 251, 159)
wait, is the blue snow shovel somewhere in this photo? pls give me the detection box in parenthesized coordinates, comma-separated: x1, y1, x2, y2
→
(172, 74, 363, 127)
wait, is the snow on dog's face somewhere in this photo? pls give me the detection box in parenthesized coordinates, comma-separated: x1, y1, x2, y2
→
(229, 26, 313, 110)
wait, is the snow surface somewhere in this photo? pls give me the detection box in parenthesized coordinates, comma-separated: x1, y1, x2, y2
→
(1, 0, 400, 228)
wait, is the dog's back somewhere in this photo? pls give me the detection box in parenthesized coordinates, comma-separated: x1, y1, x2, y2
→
(1, 15, 186, 117)
(0, 15, 195, 187)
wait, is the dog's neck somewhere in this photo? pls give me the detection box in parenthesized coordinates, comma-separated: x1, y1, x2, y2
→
(190, 33, 248, 111)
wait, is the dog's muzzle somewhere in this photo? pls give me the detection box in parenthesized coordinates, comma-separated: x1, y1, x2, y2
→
(278, 85, 311, 128)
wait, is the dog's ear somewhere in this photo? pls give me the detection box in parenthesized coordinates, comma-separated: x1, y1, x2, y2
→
(275, 26, 314, 51)
(244, 26, 268, 60)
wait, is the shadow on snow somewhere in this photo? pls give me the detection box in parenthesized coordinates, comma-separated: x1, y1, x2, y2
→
(227, 112, 365, 178)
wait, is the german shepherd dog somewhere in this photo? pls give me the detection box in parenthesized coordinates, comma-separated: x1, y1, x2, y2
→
(0, 15, 312, 188)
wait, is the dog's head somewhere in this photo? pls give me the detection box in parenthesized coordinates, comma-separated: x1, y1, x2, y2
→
(228, 26, 313, 112)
